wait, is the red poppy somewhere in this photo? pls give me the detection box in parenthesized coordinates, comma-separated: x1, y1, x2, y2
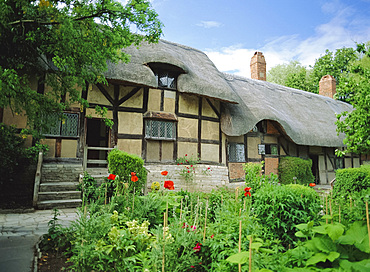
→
(190, 165, 193, 167)
(131, 175, 138, 182)
(164, 180, 174, 190)
(210, 234, 214, 238)
(309, 183, 316, 187)
(244, 187, 251, 192)
(131, 172, 136, 176)
(161, 171, 168, 176)
(244, 191, 251, 197)
(108, 174, 116, 180)
(193, 242, 201, 252)
(185, 154, 187, 156)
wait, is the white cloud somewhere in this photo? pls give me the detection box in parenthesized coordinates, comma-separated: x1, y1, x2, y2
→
(197, 21, 222, 29)
(205, 2, 370, 78)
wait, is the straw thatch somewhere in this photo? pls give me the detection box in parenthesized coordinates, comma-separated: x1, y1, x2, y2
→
(105, 40, 239, 104)
(221, 74, 353, 147)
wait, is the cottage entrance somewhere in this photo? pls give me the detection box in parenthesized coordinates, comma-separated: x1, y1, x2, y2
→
(309, 154, 319, 184)
(86, 118, 110, 167)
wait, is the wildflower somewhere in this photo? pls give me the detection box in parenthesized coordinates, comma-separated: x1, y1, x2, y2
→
(188, 170, 190, 173)
(131, 175, 138, 182)
(131, 172, 136, 176)
(190, 266, 195, 268)
(309, 183, 316, 187)
(244, 187, 251, 197)
(190, 165, 193, 167)
(164, 180, 174, 190)
(161, 171, 168, 176)
(190, 225, 196, 230)
(151, 181, 160, 191)
(108, 174, 116, 180)
(210, 234, 214, 238)
(193, 242, 201, 252)
(185, 154, 187, 156)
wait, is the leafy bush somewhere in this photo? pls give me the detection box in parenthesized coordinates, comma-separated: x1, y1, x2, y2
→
(285, 220, 370, 271)
(278, 156, 314, 185)
(0, 124, 30, 180)
(251, 184, 321, 247)
(107, 149, 147, 193)
(78, 172, 102, 204)
(334, 164, 370, 195)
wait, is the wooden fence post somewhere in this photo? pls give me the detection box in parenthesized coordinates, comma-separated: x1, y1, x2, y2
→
(33, 151, 43, 207)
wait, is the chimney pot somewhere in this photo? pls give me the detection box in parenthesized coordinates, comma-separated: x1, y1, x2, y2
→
(250, 52, 266, 81)
(319, 75, 336, 98)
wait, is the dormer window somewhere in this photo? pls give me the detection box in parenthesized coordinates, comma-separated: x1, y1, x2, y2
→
(156, 70, 177, 89)
(148, 63, 184, 90)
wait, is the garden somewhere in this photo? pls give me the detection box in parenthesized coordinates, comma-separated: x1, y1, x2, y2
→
(38, 150, 370, 271)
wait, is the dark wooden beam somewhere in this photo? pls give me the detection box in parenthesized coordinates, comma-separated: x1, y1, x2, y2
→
(118, 87, 141, 106)
(96, 83, 114, 105)
(206, 98, 220, 118)
(198, 97, 202, 158)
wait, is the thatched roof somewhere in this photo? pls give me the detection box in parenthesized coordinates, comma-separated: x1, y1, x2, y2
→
(105, 40, 239, 104)
(221, 75, 353, 147)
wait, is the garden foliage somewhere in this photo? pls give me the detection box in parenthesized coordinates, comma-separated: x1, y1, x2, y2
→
(334, 164, 370, 195)
(278, 156, 314, 185)
(107, 149, 147, 193)
(41, 166, 370, 272)
(252, 184, 321, 247)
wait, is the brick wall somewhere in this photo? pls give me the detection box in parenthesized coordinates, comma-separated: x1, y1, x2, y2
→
(264, 157, 279, 176)
(228, 162, 245, 180)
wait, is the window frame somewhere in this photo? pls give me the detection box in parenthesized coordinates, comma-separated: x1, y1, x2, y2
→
(145, 119, 176, 141)
(258, 144, 278, 156)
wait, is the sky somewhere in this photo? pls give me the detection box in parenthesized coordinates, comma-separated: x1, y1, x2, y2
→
(147, 0, 370, 78)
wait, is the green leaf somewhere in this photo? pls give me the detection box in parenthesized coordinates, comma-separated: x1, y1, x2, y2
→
(226, 251, 249, 264)
(337, 221, 370, 253)
(312, 225, 327, 235)
(295, 231, 307, 238)
(306, 251, 339, 266)
(259, 248, 275, 254)
(325, 223, 344, 241)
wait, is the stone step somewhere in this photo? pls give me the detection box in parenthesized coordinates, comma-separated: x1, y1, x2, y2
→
(38, 191, 81, 201)
(39, 182, 79, 192)
(37, 199, 82, 209)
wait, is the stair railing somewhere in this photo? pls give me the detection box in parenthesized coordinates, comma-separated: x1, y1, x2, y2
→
(83, 145, 115, 171)
(33, 151, 43, 207)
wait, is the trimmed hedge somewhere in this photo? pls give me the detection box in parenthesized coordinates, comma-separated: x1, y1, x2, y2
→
(278, 156, 314, 185)
(107, 149, 147, 193)
(334, 164, 370, 195)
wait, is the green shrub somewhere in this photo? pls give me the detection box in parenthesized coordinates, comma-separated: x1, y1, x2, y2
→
(278, 156, 314, 185)
(251, 184, 321, 247)
(107, 149, 147, 194)
(244, 161, 279, 192)
(334, 165, 370, 195)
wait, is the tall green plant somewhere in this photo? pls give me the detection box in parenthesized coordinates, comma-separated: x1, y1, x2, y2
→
(107, 149, 147, 193)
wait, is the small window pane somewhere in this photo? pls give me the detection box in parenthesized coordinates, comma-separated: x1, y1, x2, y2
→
(145, 120, 175, 140)
(229, 143, 245, 162)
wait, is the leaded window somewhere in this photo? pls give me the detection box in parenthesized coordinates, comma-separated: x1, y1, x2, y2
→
(155, 71, 177, 89)
(228, 143, 245, 162)
(43, 112, 79, 137)
(145, 120, 176, 140)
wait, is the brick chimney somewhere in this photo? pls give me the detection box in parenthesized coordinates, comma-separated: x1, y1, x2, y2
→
(250, 52, 266, 81)
(319, 75, 336, 98)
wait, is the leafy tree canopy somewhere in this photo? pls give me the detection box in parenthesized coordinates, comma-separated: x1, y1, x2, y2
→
(0, 0, 162, 136)
(267, 47, 358, 95)
(336, 43, 370, 156)
(267, 60, 314, 93)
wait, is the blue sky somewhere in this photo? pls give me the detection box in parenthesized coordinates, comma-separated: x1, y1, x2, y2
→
(148, 0, 370, 78)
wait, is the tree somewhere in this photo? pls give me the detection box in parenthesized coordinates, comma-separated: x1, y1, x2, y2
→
(336, 43, 370, 155)
(267, 60, 314, 92)
(0, 0, 162, 135)
(310, 47, 357, 95)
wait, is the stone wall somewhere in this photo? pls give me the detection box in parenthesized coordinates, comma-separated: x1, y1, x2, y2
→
(145, 164, 229, 193)
(42, 163, 83, 183)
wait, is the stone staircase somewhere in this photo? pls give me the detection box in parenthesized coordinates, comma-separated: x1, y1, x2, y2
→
(37, 162, 83, 209)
